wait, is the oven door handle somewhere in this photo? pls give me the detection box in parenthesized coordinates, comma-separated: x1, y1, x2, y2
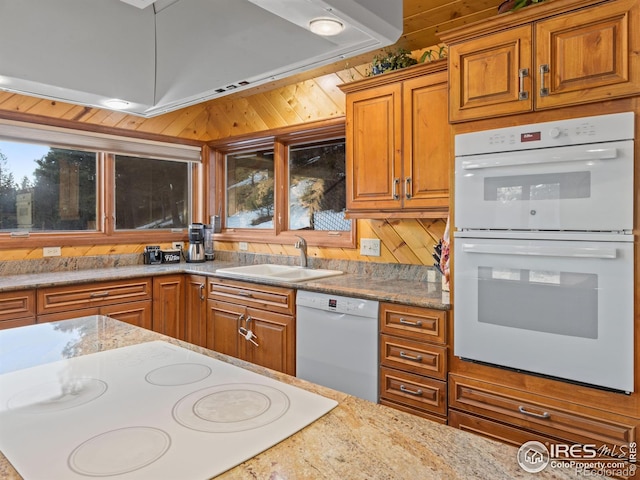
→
(461, 147, 619, 170)
(461, 243, 617, 259)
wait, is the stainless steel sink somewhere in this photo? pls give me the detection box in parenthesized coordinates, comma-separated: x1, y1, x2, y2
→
(214, 264, 343, 282)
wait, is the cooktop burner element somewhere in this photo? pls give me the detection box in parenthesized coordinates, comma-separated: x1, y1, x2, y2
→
(7, 378, 107, 414)
(68, 426, 171, 477)
(0, 341, 338, 479)
(145, 363, 212, 386)
(173, 383, 289, 433)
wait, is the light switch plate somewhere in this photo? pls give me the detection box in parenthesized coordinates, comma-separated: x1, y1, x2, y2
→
(43, 246, 61, 257)
(239, 242, 248, 251)
(360, 238, 381, 256)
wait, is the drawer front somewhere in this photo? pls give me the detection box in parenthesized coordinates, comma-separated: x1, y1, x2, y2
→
(380, 334, 447, 380)
(379, 302, 446, 344)
(208, 278, 294, 315)
(380, 367, 447, 416)
(38, 278, 152, 314)
(0, 290, 36, 322)
(449, 375, 636, 449)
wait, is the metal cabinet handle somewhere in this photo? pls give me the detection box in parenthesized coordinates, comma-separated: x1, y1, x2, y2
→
(199, 283, 205, 301)
(405, 177, 411, 199)
(393, 178, 400, 200)
(90, 291, 110, 298)
(539, 64, 549, 97)
(399, 351, 423, 362)
(518, 68, 529, 100)
(518, 406, 550, 419)
(400, 384, 423, 396)
(237, 291, 253, 297)
(399, 317, 422, 327)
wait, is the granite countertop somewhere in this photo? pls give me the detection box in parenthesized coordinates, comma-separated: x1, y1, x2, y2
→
(0, 317, 600, 480)
(0, 259, 450, 310)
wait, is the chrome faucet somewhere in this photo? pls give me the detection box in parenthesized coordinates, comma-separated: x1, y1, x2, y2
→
(294, 236, 308, 268)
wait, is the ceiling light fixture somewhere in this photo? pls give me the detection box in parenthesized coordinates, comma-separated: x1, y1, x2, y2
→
(104, 99, 131, 110)
(309, 18, 344, 36)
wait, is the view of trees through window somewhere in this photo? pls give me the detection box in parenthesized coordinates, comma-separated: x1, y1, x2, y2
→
(115, 156, 190, 230)
(289, 140, 350, 231)
(0, 141, 97, 232)
(225, 149, 275, 229)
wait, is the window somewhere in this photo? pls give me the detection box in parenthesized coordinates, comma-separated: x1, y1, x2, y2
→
(115, 156, 190, 230)
(212, 120, 355, 247)
(0, 140, 98, 232)
(225, 149, 274, 229)
(0, 119, 202, 245)
(288, 139, 350, 232)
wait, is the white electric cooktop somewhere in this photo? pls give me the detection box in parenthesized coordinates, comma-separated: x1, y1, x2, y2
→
(0, 341, 338, 479)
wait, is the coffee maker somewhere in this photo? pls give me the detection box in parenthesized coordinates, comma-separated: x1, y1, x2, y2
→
(186, 223, 205, 263)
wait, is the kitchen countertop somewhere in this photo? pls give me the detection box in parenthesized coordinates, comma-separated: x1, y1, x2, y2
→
(0, 316, 602, 480)
(0, 260, 450, 310)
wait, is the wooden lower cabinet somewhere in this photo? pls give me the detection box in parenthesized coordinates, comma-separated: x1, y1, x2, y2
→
(449, 374, 637, 452)
(36, 278, 153, 329)
(184, 275, 208, 348)
(379, 302, 449, 422)
(207, 279, 295, 375)
(0, 290, 36, 330)
(152, 275, 185, 340)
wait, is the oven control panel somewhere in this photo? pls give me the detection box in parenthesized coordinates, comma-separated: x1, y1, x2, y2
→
(455, 112, 633, 156)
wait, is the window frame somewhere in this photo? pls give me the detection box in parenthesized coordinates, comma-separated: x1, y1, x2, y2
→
(210, 118, 355, 248)
(0, 117, 203, 248)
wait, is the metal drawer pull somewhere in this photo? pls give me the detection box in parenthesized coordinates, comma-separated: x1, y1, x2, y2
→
(399, 317, 422, 327)
(199, 284, 205, 301)
(90, 291, 110, 298)
(399, 351, 423, 362)
(539, 64, 549, 97)
(518, 68, 529, 100)
(399, 384, 423, 396)
(237, 291, 253, 297)
(518, 406, 550, 419)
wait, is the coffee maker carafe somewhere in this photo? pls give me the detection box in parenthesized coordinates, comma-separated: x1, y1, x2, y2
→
(186, 223, 205, 263)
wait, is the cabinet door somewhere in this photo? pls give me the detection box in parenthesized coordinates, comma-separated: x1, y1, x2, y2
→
(535, 0, 640, 109)
(102, 300, 152, 330)
(449, 25, 533, 122)
(243, 308, 295, 376)
(345, 83, 402, 210)
(185, 275, 207, 347)
(402, 71, 450, 210)
(152, 275, 185, 340)
(206, 299, 241, 358)
(0, 290, 36, 329)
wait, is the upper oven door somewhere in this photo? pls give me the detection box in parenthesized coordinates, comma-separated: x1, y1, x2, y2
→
(454, 140, 634, 232)
(453, 235, 635, 392)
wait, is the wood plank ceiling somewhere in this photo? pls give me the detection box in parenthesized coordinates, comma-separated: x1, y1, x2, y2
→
(0, 0, 505, 141)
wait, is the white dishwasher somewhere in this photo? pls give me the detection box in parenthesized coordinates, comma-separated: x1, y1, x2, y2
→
(296, 290, 379, 402)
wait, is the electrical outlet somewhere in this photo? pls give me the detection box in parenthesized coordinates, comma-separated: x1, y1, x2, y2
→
(172, 242, 184, 251)
(43, 246, 61, 257)
(360, 238, 381, 256)
(239, 242, 248, 251)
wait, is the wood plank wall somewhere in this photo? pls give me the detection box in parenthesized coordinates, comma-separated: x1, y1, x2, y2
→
(0, 60, 447, 266)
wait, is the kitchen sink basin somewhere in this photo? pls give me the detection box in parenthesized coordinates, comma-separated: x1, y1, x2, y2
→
(215, 264, 343, 282)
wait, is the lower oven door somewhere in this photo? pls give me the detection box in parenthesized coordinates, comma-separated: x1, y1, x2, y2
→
(453, 234, 634, 392)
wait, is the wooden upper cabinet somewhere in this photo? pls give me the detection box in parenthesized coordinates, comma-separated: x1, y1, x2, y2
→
(345, 82, 402, 211)
(448, 25, 533, 121)
(535, 0, 640, 109)
(340, 61, 450, 218)
(444, 0, 640, 122)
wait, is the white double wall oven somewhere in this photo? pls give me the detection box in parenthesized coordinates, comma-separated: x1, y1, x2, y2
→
(453, 112, 635, 393)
